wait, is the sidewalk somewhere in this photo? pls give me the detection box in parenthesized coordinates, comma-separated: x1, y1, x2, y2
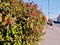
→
(39, 25, 60, 45)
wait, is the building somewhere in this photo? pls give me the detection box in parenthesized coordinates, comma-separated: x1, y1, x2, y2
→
(57, 15, 60, 22)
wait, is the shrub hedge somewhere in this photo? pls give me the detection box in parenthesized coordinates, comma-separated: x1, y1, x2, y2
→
(0, 0, 46, 45)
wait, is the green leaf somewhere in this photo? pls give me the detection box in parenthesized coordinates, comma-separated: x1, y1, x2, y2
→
(30, 23, 33, 28)
(0, 34, 2, 39)
(2, 2, 10, 6)
(0, 0, 1, 2)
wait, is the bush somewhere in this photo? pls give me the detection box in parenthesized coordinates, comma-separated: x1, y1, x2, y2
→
(0, 0, 46, 45)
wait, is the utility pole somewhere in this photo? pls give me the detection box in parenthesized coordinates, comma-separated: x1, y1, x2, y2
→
(48, 0, 50, 18)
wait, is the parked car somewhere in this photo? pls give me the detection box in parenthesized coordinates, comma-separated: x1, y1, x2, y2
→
(47, 18, 53, 26)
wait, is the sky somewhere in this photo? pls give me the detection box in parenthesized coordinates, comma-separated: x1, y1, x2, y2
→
(23, 0, 60, 19)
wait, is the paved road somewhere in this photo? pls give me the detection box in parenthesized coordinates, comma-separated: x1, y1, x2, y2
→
(39, 25, 60, 45)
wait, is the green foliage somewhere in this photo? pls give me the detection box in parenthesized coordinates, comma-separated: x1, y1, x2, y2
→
(0, 0, 46, 45)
